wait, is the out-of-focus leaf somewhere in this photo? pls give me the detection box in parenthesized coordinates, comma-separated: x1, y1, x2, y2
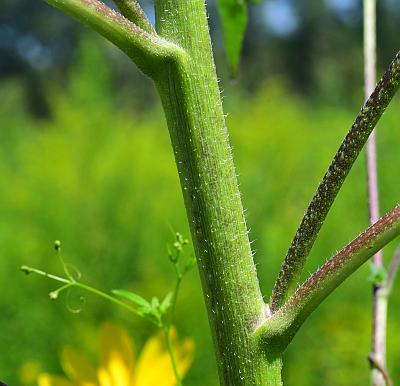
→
(160, 292, 173, 314)
(112, 289, 150, 309)
(368, 264, 387, 285)
(216, 0, 248, 76)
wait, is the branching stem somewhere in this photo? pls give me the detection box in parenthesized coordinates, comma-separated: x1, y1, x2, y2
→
(21, 264, 186, 385)
(44, 0, 185, 77)
(113, 0, 155, 34)
(21, 265, 142, 315)
(258, 206, 400, 352)
(368, 353, 393, 386)
(270, 50, 400, 311)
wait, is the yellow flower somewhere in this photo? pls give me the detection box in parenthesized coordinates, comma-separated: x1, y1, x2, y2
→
(38, 322, 194, 386)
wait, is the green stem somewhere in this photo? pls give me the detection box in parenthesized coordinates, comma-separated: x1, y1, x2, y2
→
(22, 264, 185, 385)
(270, 50, 400, 311)
(21, 266, 71, 284)
(73, 282, 142, 316)
(43, 0, 184, 77)
(21, 265, 148, 317)
(153, 1, 279, 384)
(164, 325, 183, 386)
(166, 276, 182, 330)
(257, 206, 400, 352)
(113, 0, 155, 34)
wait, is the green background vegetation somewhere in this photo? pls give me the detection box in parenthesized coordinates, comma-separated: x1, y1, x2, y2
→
(1, 31, 399, 385)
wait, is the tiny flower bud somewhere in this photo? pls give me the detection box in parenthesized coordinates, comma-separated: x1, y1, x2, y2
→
(54, 240, 61, 251)
(173, 241, 182, 251)
(49, 291, 59, 300)
(20, 265, 32, 275)
(176, 232, 184, 244)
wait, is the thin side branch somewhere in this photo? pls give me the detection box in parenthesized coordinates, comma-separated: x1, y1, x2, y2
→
(385, 246, 400, 293)
(270, 51, 400, 311)
(257, 206, 400, 352)
(363, 2, 387, 386)
(368, 353, 394, 386)
(114, 0, 156, 34)
(44, 0, 185, 77)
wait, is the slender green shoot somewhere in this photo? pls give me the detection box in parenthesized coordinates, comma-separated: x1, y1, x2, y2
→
(22, 236, 195, 386)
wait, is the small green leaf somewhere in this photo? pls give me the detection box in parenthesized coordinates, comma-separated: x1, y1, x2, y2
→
(112, 289, 150, 309)
(216, 0, 248, 76)
(151, 296, 160, 310)
(368, 264, 387, 285)
(185, 255, 197, 271)
(160, 292, 173, 314)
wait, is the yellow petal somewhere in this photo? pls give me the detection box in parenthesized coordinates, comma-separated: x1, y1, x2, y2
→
(133, 329, 194, 386)
(175, 338, 195, 378)
(60, 346, 98, 386)
(97, 367, 112, 386)
(37, 373, 75, 386)
(100, 322, 135, 386)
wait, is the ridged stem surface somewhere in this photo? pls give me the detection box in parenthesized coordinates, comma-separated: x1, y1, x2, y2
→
(153, 1, 281, 384)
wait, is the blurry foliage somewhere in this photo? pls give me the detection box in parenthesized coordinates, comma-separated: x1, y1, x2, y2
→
(2, 0, 400, 116)
(38, 322, 194, 386)
(0, 37, 399, 386)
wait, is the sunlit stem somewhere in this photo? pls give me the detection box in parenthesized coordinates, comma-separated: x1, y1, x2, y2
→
(21, 265, 145, 317)
(21, 263, 185, 385)
(21, 265, 71, 284)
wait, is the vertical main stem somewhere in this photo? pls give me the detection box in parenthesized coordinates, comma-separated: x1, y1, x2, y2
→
(363, 1, 387, 385)
(153, 1, 282, 384)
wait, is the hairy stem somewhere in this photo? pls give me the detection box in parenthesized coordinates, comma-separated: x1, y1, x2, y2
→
(44, 0, 184, 77)
(153, 1, 280, 384)
(270, 50, 400, 311)
(113, 0, 155, 34)
(258, 206, 400, 352)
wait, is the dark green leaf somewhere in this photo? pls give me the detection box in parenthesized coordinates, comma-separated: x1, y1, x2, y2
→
(216, 0, 248, 75)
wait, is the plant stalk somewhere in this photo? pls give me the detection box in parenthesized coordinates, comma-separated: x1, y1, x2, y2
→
(257, 207, 400, 352)
(270, 50, 400, 311)
(164, 326, 183, 386)
(363, 1, 388, 385)
(153, 1, 281, 384)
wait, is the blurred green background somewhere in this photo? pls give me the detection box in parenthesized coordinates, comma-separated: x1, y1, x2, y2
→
(1, 1, 400, 385)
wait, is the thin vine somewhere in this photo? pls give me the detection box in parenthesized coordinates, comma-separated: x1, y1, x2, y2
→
(21, 234, 195, 386)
